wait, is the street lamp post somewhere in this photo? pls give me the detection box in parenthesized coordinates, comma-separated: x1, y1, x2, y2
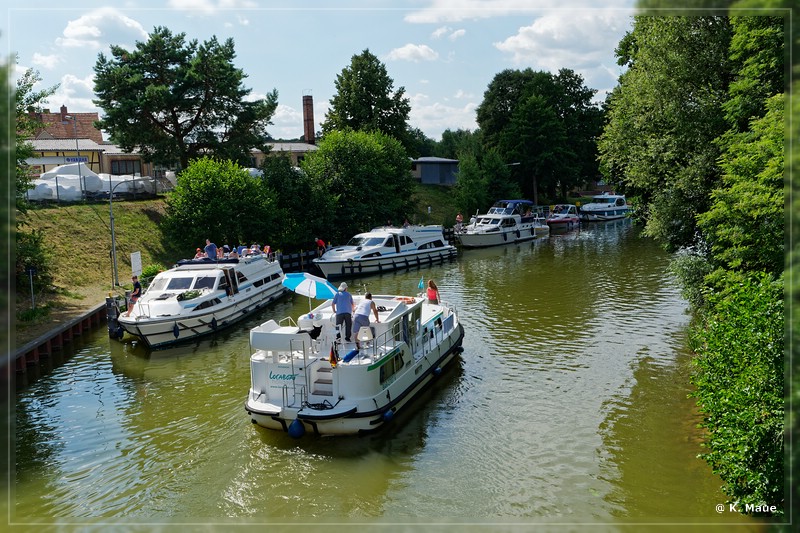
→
(108, 177, 156, 287)
(64, 115, 83, 196)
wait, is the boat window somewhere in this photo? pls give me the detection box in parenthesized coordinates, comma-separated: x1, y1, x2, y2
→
(418, 240, 445, 250)
(192, 275, 217, 290)
(236, 271, 247, 283)
(149, 277, 168, 292)
(166, 277, 193, 290)
(253, 278, 264, 287)
(615, 198, 625, 206)
(270, 273, 281, 281)
(501, 219, 516, 227)
(379, 353, 406, 384)
(193, 298, 222, 311)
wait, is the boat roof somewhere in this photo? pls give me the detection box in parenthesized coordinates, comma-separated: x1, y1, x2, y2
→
(358, 225, 445, 237)
(492, 199, 534, 207)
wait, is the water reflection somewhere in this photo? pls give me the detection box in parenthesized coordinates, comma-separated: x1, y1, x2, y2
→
(9, 220, 758, 525)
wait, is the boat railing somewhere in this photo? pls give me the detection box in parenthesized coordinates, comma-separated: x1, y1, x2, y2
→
(347, 320, 403, 364)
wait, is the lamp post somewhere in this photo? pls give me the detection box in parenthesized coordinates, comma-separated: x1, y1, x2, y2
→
(63, 114, 83, 196)
(108, 177, 156, 287)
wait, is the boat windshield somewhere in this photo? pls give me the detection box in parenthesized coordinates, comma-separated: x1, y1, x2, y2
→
(346, 236, 386, 247)
(477, 217, 500, 226)
(591, 197, 612, 204)
(192, 275, 218, 290)
(166, 277, 194, 290)
(148, 277, 168, 292)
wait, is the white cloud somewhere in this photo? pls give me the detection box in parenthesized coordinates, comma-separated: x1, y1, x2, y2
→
(449, 29, 466, 41)
(56, 8, 149, 50)
(386, 44, 439, 63)
(405, 0, 633, 23)
(409, 92, 478, 139)
(167, 0, 259, 16)
(49, 74, 100, 116)
(32, 53, 62, 70)
(495, 12, 628, 70)
(432, 26, 451, 39)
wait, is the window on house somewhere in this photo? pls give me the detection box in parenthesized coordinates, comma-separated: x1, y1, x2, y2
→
(110, 160, 142, 176)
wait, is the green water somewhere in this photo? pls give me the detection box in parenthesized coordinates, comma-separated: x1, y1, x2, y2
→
(6, 221, 762, 529)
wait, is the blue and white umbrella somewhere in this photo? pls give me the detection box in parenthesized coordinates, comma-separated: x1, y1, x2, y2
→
(282, 272, 338, 311)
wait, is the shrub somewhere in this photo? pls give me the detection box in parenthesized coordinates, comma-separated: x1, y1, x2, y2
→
(690, 272, 784, 517)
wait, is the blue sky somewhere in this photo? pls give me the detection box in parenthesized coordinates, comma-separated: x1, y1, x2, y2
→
(7, 1, 636, 141)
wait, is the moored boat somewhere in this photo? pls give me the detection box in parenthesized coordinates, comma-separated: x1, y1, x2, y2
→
(579, 193, 630, 221)
(313, 225, 457, 280)
(457, 199, 549, 248)
(244, 293, 465, 436)
(117, 253, 287, 349)
(546, 204, 580, 229)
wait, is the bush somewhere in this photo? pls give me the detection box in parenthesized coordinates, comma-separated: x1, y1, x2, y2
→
(690, 272, 784, 517)
(15, 228, 53, 295)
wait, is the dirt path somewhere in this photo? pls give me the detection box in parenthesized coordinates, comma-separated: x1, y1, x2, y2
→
(15, 283, 121, 348)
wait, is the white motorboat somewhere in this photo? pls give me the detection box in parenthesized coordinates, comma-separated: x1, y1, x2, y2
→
(546, 204, 581, 229)
(244, 293, 465, 436)
(457, 199, 548, 248)
(579, 193, 630, 221)
(117, 254, 288, 349)
(313, 225, 457, 279)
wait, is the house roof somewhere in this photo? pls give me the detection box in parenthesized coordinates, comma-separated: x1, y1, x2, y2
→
(412, 156, 459, 164)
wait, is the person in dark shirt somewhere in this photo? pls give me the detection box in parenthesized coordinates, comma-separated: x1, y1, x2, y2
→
(124, 275, 142, 317)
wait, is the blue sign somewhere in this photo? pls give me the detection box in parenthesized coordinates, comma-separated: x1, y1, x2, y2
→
(66, 156, 88, 163)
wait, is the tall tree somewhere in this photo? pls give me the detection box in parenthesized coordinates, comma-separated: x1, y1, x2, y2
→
(598, 16, 733, 251)
(301, 130, 414, 244)
(93, 27, 278, 170)
(321, 49, 412, 152)
(477, 68, 601, 202)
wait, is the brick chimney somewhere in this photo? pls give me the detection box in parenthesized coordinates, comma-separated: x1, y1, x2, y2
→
(302, 94, 315, 145)
(60, 105, 68, 123)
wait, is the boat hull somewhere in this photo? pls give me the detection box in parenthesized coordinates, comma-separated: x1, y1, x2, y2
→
(314, 248, 457, 279)
(458, 225, 547, 248)
(119, 285, 288, 349)
(579, 210, 630, 222)
(245, 323, 464, 435)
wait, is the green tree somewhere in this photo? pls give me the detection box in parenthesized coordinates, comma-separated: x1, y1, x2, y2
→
(698, 94, 784, 281)
(453, 152, 487, 217)
(14, 64, 58, 294)
(598, 16, 733, 250)
(93, 27, 278, 170)
(163, 157, 277, 250)
(321, 49, 412, 151)
(477, 68, 601, 202)
(259, 155, 334, 251)
(301, 130, 414, 244)
(435, 128, 482, 160)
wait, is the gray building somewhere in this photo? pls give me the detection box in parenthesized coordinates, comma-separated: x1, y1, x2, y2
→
(411, 157, 459, 186)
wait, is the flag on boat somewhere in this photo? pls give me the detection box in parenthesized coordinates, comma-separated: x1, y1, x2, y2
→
(418, 276, 424, 289)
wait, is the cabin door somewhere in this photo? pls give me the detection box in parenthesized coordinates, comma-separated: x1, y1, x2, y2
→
(222, 267, 239, 296)
(393, 235, 401, 253)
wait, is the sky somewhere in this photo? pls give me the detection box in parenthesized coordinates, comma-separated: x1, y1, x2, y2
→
(6, 1, 637, 141)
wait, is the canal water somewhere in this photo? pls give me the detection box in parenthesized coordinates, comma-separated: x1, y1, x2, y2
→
(6, 220, 760, 528)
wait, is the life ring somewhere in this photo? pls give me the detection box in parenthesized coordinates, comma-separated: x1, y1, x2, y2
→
(395, 296, 416, 304)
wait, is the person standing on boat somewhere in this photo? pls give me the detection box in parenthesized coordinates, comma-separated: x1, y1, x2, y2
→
(124, 275, 142, 317)
(204, 239, 217, 262)
(353, 293, 380, 348)
(455, 212, 463, 233)
(315, 237, 327, 256)
(427, 280, 440, 304)
(332, 282, 355, 342)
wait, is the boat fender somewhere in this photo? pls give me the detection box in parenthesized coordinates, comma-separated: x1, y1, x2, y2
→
(116, 326, 124, 339)
(433, 367, 442, 377)
(516, 230, 520, 238)
(383, 409, 394, 423)
(211, 317, 218, 330)
(503, 232, 507, 241)
(342, 349, 360, 363)
(173, 323, 180, 338)
(288, 419, 305, 438)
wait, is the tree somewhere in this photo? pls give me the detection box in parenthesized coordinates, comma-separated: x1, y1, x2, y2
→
(477, 68, 601, 202)
(163, 157, 277, 250)
(598, 16, 733, 250)
(698, 94, 784, 281)
(301, 130, 414, 244)
(15, 64, 58, 214)
(93, 27, 278, 170)
(453, 152, 487, 217)
(436, 128, 482, 160)
(321, 49, 412, 151)
(14, 64, 58, 294)
(259, 155, 334, 251)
